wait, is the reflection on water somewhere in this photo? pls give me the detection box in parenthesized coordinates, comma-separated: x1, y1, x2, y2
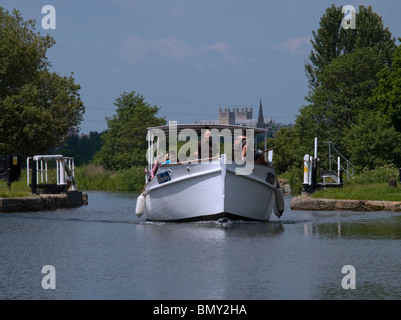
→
(300, 213, 401, 240)
(1, 191, 401, 300)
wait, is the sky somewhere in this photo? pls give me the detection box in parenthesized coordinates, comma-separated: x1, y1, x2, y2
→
(2, 0, 401, 133)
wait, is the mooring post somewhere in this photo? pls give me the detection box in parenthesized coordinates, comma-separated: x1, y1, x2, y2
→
(7, 167, 11, 190)
(30, 158, 37, 194)
(314, 137, 318, 160)
(310, 157, 317, 194)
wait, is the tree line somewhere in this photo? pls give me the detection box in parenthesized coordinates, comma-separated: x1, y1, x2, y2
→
(270, 4, 401, 174)
(0, 8, 84, 159)
(2, 5, 401, 177)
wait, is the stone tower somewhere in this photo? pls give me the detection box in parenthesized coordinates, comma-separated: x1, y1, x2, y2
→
(218, 108, 235, 125)
(236, 107, 253, 121)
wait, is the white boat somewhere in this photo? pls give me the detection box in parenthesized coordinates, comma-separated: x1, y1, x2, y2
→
(135, 124, 284, 222)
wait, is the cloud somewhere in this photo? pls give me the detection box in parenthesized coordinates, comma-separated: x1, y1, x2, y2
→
(118, 34, 193, 64)
(272, 36, 311, 55)
(154, 36, 193, 60)
(202, 41, 230, 54)
(199, 41, 239, 66)
(118, 34, 239, 68)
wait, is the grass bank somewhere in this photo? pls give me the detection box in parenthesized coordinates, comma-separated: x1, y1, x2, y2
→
(311, 182, 401, 201)
(74, 164, 145, 193)
(0, 164, 146, 197)
(4, 164, 401, 201)
(310, 165, 401, 201)
(0, 170, 32, 198)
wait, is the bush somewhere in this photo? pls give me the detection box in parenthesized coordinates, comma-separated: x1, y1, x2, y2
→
(280, 165, 304, 195)
(348, 164, 399, 185)
(74, 164, 145, 193)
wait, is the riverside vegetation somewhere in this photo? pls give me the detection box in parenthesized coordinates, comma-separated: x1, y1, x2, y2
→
(0, 164, 146, 198)
(1, 164, 400, 203)
(2, 6, 401, 204)
(310, 165, 401, 201)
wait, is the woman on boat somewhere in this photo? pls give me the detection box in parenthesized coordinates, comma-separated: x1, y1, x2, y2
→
(234, 133, 268, 164)
(233, 132, 248, 161)
(194, 129, 219, 159)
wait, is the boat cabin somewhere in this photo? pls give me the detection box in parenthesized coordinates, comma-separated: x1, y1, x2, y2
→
(146, 124, 273, 180)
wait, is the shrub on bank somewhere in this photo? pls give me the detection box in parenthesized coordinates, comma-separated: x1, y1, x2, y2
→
(74, 164, 145, 193)
(310, 164, 401, 201)
(0, 169, 31, 197)
(280, 164, 401, 199)
(0, 165, 148, 196)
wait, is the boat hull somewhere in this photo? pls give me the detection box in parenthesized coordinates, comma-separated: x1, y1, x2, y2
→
(142, 158, 280, 222)
(224, 164, 276, 221)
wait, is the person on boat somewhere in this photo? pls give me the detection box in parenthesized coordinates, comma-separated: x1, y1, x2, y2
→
(194, 129, 219, 160)
(234, 132, 267, 164)
(149, 153, 165, 181)
(254, 150, 268, 165)
(149, 159, 159, 181)
(233, 132, 248, 161)
(162, 151, 176, 165)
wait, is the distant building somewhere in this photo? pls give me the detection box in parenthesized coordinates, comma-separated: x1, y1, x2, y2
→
(197, 99, 273, 128)
(218, 107, 236, 125)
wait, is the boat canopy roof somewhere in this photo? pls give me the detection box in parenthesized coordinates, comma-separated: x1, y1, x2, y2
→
(147, 124, 268, 136)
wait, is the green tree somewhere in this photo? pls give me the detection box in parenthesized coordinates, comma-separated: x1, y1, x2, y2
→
(267, 126, 307, 174)
(305, 4, 395, 89)
(0, 8, 84, 157)
(297, 5, 396, 153)
(94, 91, 166, 170)
(369, 42, 401, 132)
(342, 110, 401, 171)
(297, 47, 385, 144)
(55, 131, 103, 165)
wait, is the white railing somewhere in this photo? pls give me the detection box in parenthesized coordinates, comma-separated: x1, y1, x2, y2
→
(27, 155, 76, 191)
(323, 141, 354, 181)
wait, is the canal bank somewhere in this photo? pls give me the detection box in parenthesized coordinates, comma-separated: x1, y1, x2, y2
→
(291, 195, 401, 212)
(0, 191, 88, 213)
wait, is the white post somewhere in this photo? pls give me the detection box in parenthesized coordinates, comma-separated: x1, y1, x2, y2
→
(303, 154, 310, 185)
(314, 137, 318, 159)
(337, 156, 341, 183)
(40, 160, 44, 183)
(60, 159, 65, 185)
(268, 150, 273, 162)
(147, 131, 150, 173)
(27, 157, 30, 186)
(45, 160, 48, 182)
(150, 133, 153, 171)
(36, 160, 39, 184)
(264, 131, 267, 161)
(56, 160, 60, 185)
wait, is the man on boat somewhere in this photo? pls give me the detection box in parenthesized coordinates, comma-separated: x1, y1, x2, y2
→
(194, 128, 219, 160)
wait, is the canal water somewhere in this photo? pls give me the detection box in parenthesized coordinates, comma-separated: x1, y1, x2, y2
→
(1, 191, 401, 300)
